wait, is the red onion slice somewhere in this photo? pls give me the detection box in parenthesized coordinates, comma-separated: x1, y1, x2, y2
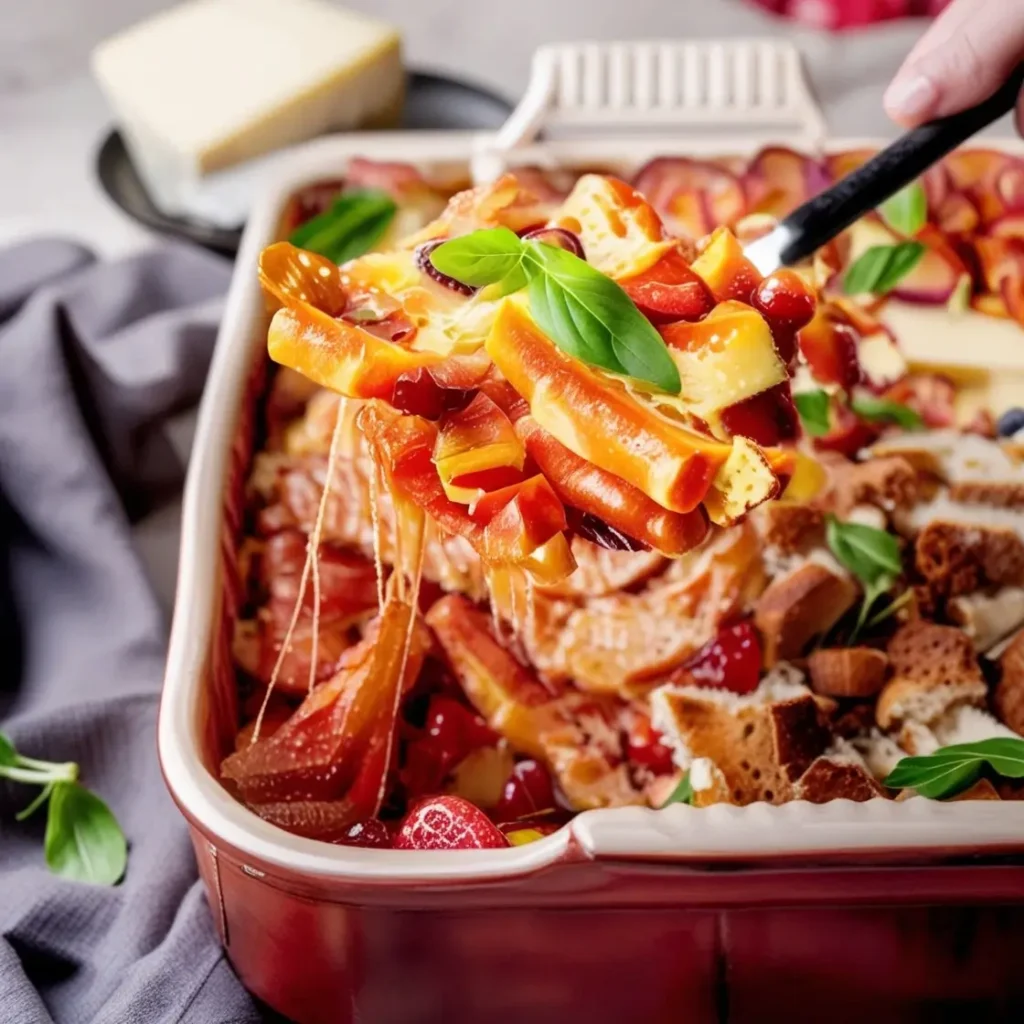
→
(571, 510, 648, 552)
(521, 227, 586, 260)
(415, 239, 476, 296)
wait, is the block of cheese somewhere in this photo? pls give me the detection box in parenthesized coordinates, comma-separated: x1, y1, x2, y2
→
(92, 0, 403, 222)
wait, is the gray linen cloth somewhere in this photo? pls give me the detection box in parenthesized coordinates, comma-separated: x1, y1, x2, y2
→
(0, 239, 262, 1023)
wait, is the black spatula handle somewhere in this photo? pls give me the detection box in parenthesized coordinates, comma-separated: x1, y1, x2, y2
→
(773, 63, 1024, 268)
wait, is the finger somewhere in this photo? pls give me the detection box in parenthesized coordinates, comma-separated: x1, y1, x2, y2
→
(884, 0, 1024, 126)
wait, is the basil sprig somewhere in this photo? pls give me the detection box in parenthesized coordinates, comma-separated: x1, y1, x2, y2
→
(1, 731, 126, 885)
(879, 180, 927, 237)
(429, 229, 682, 394)
(849, 394, 923, 430)
(795, 388, 921, 438)
(843, 241, 925, 297)
(885, 737, 1024, 799)
(794, 389, 831, 437)
(289, 188, 397, 265)
(660, 770, 694, 807)
(825, 516, 905, 641)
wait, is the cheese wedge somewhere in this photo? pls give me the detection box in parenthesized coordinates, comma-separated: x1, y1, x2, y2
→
(92, 0, 403, 218)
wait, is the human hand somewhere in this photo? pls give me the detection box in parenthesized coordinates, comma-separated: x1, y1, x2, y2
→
(884, 0, 1024, 132)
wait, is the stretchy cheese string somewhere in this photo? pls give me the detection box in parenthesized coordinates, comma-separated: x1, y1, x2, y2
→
(368, 457, 386, 613)
(372, 534, 426, 817)
(250, 395, 347, 744)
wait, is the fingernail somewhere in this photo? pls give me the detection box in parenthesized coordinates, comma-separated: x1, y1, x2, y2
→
(884, 74, 938, 121)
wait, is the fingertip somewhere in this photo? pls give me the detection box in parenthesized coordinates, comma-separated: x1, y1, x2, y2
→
(883, 73, 939, 126)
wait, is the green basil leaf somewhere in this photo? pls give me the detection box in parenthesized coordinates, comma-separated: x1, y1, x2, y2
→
(849, 574, 894, 643)
(794, 389, 832, 437)
(524, 242, 681, 394)
(826, 516, 902, 585)
(0, 732, 16, 767)
(429, 227, 526, 288)
(16, 780, 54, 822)
(660, 771, 694, 807)
(843, 242, 926, 297)
(884, 737, 1024, 799)
(879, 181, 927, 237)
(44, 781, 127, 885)
(850, 394, 923, 430)
(288, 189, 397, 265)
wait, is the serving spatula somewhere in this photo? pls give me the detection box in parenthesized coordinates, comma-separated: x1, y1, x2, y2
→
(745, 64, 1024, 276)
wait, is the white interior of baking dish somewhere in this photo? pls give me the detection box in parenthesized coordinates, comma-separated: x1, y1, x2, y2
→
(159, 41, 1024, 883)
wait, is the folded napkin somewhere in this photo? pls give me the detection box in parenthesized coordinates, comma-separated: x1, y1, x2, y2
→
(0, 239, 263, 1023)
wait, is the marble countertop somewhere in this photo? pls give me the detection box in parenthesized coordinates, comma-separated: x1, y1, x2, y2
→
(1, 0, 940, 257)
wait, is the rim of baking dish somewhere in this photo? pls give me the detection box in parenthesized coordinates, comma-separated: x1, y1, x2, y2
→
(160, 131, 1024, 885)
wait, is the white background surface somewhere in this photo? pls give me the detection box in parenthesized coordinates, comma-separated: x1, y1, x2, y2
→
(0, 0, 937, 257)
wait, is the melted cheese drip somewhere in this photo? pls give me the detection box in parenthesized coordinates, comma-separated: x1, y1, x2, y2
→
(251, 394, 348, 742)
(368, 460, 386, 612)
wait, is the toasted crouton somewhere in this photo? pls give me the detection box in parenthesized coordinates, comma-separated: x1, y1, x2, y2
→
(793, 757, 886, 803)
(876, 622, 987, 731)
(752, 502, 825, 557)
(948, 587, 1024, 652)
(807, 647, 889, 699)
(995, 630, 1024, 735)
(754, 562, 858, 666)
(650, 686, 829, 805)
(915, 520, 1024, 598)
(949, 779, 1002, 801)
(817, 454, 920, 519)
(948, 481, 1024, 509)
(688, 757, 732, 808)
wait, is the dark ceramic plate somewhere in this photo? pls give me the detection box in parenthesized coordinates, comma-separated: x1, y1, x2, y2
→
(95, 70, 513, 256)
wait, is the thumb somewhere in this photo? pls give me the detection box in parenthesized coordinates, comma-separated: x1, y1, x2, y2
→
(884, 0, 1024, 126)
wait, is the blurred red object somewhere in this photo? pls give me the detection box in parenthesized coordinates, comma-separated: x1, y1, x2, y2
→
(745, 0, 951, 30)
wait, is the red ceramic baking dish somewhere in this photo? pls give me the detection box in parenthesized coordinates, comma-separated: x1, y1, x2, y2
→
(160, 41, 1024, 1023)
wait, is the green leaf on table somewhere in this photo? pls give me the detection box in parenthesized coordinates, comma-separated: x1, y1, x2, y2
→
(879, 181, 927, 237)
(843, 242, 926, 297)
(429, 227, 526, 288)
(288, 188, 397, 265)
(524, 241, 682, 393)
(826, 516, 902, 585)
(0, 732, 17, 768)
(16, 780, 54, 822)
(884, 737, 1024, 799)
(660, 771, 694, 808)
(44, 781, 127, 886)
(794, 389, 832, 437)
(850, 394, 923, 430)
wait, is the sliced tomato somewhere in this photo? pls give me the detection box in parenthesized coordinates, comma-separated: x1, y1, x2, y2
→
(797, 308, 862, 389)
(486, 303, 731, 513)
(221, 597, 430, 816)
(390, 352, 490, 420)
(633, 157, 747, 238)
(362, 404, 570, 572)
(719, 381, 800, 446)
(618, 246, 715, 322)
(434, 392, 525, 502)
(479, 475, 568, 561)
(745, 147, 831, 219)
(427, 594, 555, 758)
(262, 531, 379, 623)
